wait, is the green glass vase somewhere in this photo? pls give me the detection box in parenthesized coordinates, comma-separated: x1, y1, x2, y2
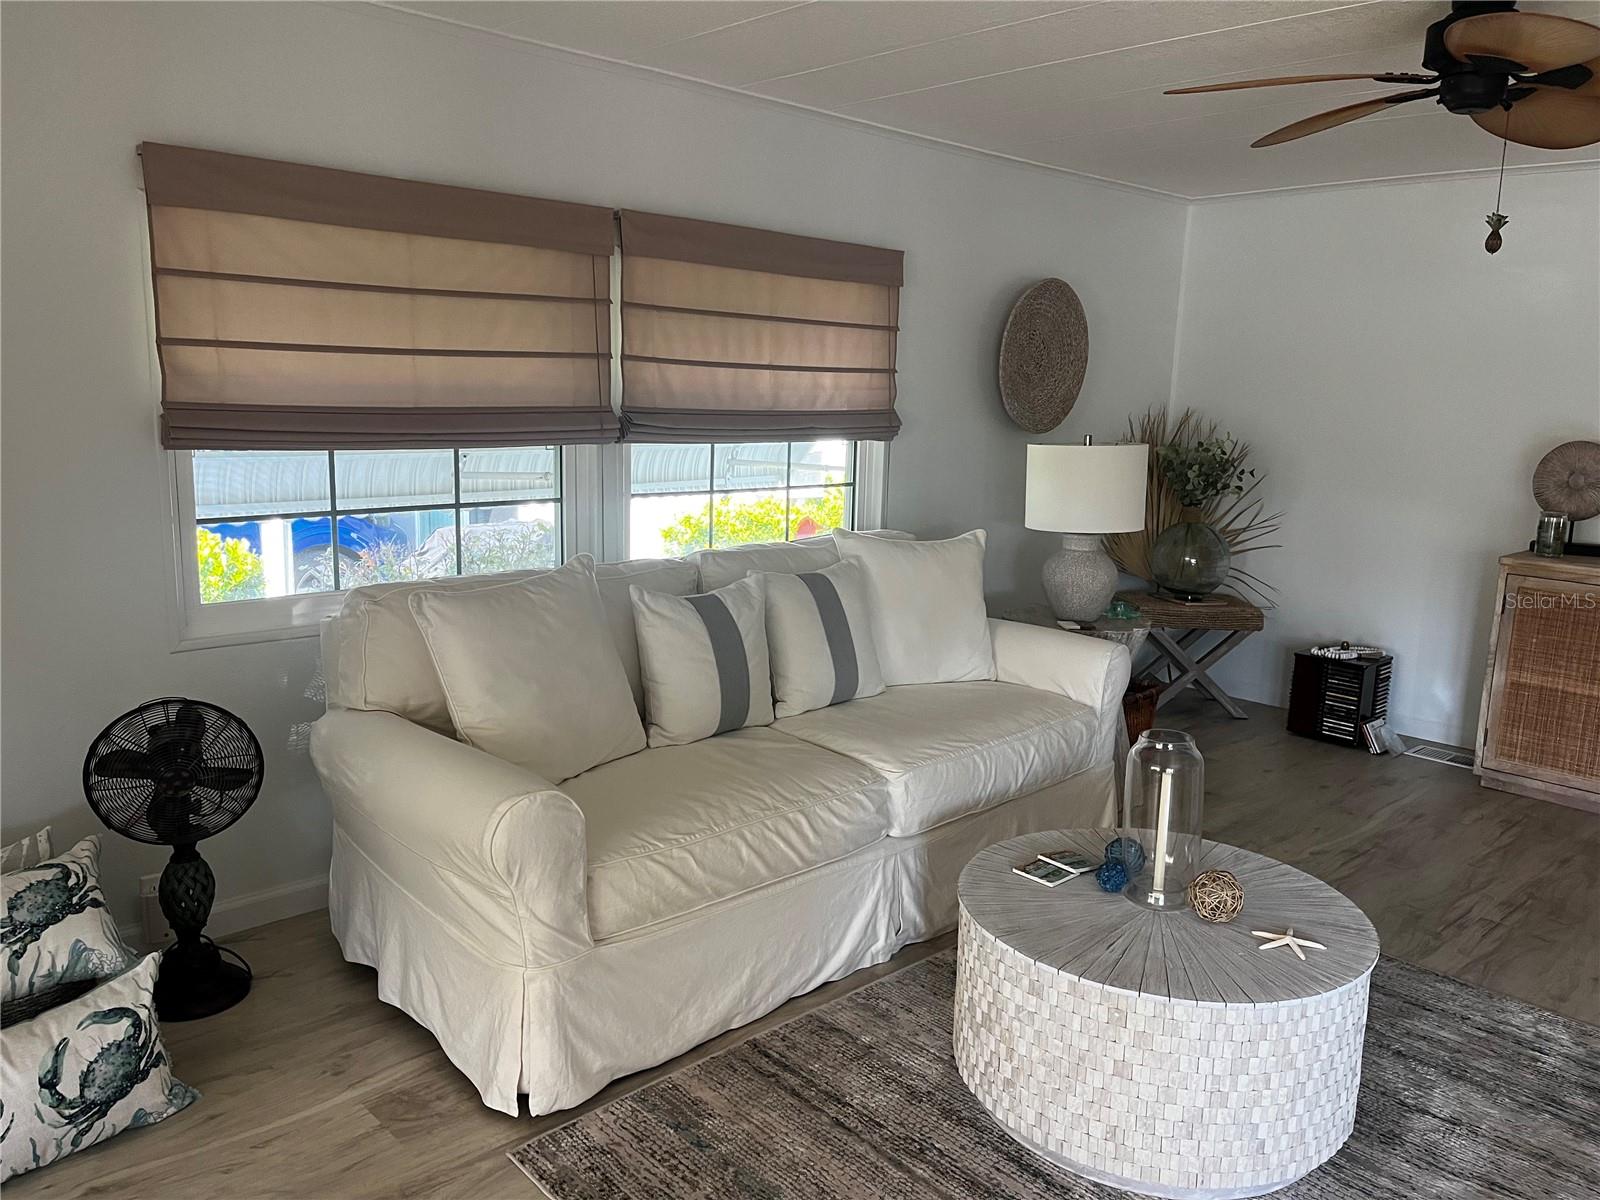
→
(1151, 511, 1230, 600)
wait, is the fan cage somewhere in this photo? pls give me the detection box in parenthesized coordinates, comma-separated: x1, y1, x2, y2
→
(82, 697, 263, 846)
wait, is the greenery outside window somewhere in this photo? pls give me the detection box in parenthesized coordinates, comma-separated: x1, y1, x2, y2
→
(191, 448, 562, 605)
(626, 441, 856, 559)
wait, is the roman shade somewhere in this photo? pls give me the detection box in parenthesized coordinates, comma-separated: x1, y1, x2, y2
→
(139, 143, 617, 448)
(618, 211, 902, 442)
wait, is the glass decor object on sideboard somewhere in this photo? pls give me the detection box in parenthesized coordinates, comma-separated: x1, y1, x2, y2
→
(1535, 510, 1570, 558)
(1122, 729, 1205, 911)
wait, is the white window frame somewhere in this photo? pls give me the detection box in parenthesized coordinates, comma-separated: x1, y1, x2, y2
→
(166, 440, 886, 650)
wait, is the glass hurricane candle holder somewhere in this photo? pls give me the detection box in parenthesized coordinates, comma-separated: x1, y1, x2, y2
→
(1121, 729, 1205, 911)
(1535, 510, 1570, 558)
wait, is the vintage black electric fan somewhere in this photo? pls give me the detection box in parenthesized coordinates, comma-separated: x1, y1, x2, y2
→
(82, 698, 263, 1020)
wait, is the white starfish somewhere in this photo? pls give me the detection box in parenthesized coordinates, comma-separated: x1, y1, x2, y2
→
(1251, 928, 1326, 960)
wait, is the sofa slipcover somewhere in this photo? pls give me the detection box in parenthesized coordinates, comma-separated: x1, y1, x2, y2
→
(312, 539, 1134, 1117)
(562, 728, 889, 939)
(775, 681, 1096, 836)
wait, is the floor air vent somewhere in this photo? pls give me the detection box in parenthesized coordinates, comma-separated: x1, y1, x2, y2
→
(1402, 744, 1475, 769)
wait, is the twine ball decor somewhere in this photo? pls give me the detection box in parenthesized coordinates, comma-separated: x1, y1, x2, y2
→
(1533, 440, 1600, 521)
(1188, 869, 1245, 924)
(1104, 836, 1146, 874)
(1095, 861, 1128, 893)
(997, 278, 1089, 434)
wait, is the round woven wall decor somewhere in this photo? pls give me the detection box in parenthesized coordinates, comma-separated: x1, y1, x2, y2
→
(998, 278, 1088, 434)
(1533, 440, 1600, 521)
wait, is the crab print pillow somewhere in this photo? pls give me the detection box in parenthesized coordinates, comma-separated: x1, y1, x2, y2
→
(1, 953, 198, 1180)
(2, 836, 136, 1008)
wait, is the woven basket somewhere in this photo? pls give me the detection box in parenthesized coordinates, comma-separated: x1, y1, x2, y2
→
(998, 278, 1088, 434)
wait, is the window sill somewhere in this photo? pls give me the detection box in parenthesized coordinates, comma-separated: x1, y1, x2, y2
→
(172, 591, 343, 653)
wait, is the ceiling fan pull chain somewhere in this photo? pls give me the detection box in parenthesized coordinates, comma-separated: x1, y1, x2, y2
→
(1485, 130, 1511, 254)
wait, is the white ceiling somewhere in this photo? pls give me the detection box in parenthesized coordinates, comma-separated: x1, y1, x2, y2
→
(382, 1, 1600, 198)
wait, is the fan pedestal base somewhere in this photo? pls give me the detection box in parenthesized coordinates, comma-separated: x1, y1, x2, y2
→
(155, 938, 251, 1022)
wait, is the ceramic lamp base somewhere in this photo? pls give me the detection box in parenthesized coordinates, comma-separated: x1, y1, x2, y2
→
(1042, 533, 1118, 624)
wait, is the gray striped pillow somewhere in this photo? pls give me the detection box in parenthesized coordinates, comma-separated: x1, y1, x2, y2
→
(631, 574, 773, 747)
(763, 561, 885, 719)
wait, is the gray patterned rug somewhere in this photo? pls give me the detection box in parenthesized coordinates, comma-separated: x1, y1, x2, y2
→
(510, 950, 1600, 1199)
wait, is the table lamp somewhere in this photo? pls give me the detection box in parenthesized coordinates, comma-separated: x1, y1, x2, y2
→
(1026, 439, 1148, 624)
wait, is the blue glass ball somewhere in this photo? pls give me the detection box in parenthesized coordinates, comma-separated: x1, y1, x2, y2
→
(1105, 837, 1146, 874)
(1096, 861, 1128, 893)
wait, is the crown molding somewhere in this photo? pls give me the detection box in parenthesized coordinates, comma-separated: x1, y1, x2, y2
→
(1187, 158, 1600, 203)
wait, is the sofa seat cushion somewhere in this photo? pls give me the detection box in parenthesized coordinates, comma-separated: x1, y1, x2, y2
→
(773, 682, 1097, 837)
(563, 727, 890, 940)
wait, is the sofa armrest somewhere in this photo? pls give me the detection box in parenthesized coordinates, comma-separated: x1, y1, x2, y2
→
(988, 618, 1131, 766)
(311, 708, 591, 966)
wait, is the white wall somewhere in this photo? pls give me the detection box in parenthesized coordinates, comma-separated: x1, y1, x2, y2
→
(0, 2, 1187, 922)
(1170, 169, 1600, 744)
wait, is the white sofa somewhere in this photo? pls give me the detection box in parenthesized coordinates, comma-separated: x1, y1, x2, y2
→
(310, 536, 1131, 1115)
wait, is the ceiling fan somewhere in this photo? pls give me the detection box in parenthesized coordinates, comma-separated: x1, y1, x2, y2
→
(1166, 1, 1600, 151)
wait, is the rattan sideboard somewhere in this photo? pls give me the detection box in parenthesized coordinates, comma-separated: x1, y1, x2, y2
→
(1474, 552, 1600, 813)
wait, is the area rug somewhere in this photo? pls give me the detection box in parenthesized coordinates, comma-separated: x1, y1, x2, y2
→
(510, 951, 1600, 1199)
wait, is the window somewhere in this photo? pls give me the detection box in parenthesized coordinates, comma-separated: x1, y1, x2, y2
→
(627, 441, 856, 559)
(170, 440, 884, 646)
(189, 446, 561, 598)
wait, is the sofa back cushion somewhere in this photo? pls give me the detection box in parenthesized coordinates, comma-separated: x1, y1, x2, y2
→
(593, 558, 702, 709)
(324, 556, 698, 729)
(408, 557, 645, 782)
(318, 533, 912, 732)
(692, 538, 837, 592)
(691, 529, 914, 592)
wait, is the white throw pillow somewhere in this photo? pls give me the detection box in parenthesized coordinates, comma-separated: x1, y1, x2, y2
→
(1, 954, 199, 1182)
(832, 528, 995, 685)
(408, 556, 645, 783)
(1, 825, 52, 874)
(1, 836, 138, 1007)
(329, 563, 557, 734)
(762, 561, 885, 719)
(632, 575, 774, 747)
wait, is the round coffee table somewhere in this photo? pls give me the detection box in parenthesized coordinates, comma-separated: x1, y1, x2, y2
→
(955, 830, 1379, 1199)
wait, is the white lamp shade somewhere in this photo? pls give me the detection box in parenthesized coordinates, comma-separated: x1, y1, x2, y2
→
(1025, 443, 1149, 533)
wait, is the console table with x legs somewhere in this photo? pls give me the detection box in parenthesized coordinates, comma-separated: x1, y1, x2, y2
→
(1117, 591, 1265, 719)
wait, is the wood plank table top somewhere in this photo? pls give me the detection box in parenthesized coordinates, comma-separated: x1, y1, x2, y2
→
(1116, 591, 1265, 631)
(959, 829, 1379, 1006)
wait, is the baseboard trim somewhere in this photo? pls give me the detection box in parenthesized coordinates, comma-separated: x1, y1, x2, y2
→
(121, 873, 328, 949)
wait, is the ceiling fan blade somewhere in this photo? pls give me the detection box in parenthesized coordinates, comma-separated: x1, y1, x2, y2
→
(1251, 89, 1438, 148)
(1444, 12, 1600, 73)
(1541, 56, 1600, 97)
(1166, 72, 1433, 95)
(1474, 90, 1600, 149)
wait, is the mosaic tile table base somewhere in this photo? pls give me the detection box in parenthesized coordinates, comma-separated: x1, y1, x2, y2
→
(955, 830, 1380, 1199)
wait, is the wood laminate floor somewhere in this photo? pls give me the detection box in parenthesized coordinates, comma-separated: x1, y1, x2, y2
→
(11, 696, 1598, 1199)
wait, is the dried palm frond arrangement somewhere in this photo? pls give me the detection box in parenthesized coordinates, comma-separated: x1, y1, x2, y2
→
(1106, 406, 1283, 606)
